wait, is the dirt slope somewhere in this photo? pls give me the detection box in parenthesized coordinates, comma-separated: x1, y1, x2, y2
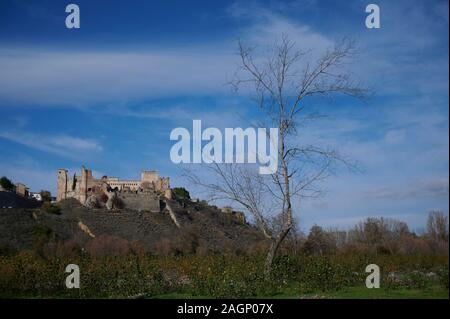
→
(0, 197, 264, 254)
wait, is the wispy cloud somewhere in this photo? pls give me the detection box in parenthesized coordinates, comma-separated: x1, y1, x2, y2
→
(0, 2, 337, 108)
(365, 178, 449, 200)
(0, 130, 102, 159)
(0, 48, 237, 107)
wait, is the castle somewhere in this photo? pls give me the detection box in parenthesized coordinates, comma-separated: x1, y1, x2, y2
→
(57, 166, 171, 211)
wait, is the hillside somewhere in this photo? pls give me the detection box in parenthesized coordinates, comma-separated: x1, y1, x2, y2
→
(0, 197, 265, 255)
(0, 191, 41, 209)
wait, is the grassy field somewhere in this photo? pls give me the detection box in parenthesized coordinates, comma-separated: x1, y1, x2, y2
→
(4, 285, 448, 299)
(0, 253, 448, 299)
(152, 284, 449, 299)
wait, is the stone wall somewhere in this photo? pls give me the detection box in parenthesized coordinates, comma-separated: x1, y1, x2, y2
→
(56, 166, 171, 208)
(117, 193, 161, 212)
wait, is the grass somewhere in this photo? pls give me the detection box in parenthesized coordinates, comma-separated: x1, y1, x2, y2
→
(150, 284, 449, 299)
(1, 253, 448, 299)
(2, 285, 448, 299)
(324, 286, 449, 299)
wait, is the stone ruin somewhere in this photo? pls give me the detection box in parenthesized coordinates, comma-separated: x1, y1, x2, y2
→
(56, 166, 172, 212)
(221, 206, 246, 224)
(56, 165, 247, 226)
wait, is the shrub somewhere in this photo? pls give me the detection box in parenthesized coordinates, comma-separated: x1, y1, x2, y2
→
(173, 187, 190, 199)
(41, 202, 61, 215)
(99, 193, 108, 203)
(437, 265, 449, 289)
(0, 176, 14, 191)
(40, 190, 52, 202)
(32, 224, 55, 257)
(298, 256, 352, 292)
(0, 252, 447, 298)
(0, 241, 17, 256)
(404, 271, 431, 290)
(86, 235, 131, 257)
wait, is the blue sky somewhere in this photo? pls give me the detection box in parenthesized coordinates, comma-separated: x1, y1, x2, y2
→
(0, 0, 448, 231)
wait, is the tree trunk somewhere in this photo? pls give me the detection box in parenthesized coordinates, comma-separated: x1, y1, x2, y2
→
(263, 128, 294, 275)
(264, 226, 291, 275)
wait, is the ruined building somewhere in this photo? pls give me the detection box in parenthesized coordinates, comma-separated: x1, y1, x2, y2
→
(57, 166, 171, 212)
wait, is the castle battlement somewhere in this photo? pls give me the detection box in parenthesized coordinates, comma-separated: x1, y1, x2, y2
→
(57, 166, 170, 209)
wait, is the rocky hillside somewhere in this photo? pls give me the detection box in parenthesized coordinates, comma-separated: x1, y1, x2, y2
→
(0, 197, 266, 255)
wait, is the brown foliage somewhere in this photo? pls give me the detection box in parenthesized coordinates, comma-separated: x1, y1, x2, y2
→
(85, 235, 131, 257)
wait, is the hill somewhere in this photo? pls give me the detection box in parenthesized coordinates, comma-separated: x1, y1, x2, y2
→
(0, 191, 40, 209)
(0, 197, 265, 255)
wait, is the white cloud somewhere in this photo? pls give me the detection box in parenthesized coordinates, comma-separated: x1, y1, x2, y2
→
(0, 48, 237, 106)
(384, 129, 405, 144)
(230, 4, 332, 52)
(0, 3, 338, 108)
(0, 130, 102, 158)
(365, 178, 449, 200)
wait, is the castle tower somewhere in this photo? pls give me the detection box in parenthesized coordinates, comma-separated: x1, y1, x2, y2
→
(141, 170, 159, 184)
(78, 166, 88, 204)
(56, 169, 68, 201)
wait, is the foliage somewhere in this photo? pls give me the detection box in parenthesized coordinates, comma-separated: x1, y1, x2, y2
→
(41, 202, 61, 215)
(437, 265, 449, 289)
(173, 187, 190, 199)
(0, 176, 14, 191)
(302, 225, 337, 255)
(0, 252, 447, 298)
(40, 190, 52, 202)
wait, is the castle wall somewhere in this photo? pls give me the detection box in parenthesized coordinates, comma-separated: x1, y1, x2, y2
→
(107, 180, 140, 191)
(117, 193, 160, 212)
(56, 166, 170, 210)
(141, 171, 159, 184)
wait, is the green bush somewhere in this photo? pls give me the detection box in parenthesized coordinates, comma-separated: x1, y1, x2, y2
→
(41, 202, 61, 215)
(437, 265, 449, 289)
(0, 176, 14, 191)
(0, 253, 447, 298)
(40, 190, 52, 202)
(404, 271, 431, 290)
(173, 187, 190, 199)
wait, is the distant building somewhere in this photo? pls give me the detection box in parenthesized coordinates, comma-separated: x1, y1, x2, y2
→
(30, 192, 43, 201)
(15, 183, 29, 198)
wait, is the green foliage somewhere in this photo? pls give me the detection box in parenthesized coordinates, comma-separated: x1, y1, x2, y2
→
(302, 225, 336, 255)
(437, 265, 449, 289)
(0, 176, 14, 191)
(0, 253, 447, 298)
(41, 202, 61, 215)
(32, 225, 54, 257)
(40, 190, 52, 202)
(173, 187, 190, 199)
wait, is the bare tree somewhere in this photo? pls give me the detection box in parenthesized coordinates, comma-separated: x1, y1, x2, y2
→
(186, 35, 367, 274)
(427, 210, 449, 242)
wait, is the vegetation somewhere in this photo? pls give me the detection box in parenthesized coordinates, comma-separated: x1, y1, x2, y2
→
(39, 190, 52, 202)
(173, 187, 190, 199)
(0, 253, 447, 299)
(0, 203, 447, 298)
(0, 176, 14, 191)
(41, 202, 61, 215)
